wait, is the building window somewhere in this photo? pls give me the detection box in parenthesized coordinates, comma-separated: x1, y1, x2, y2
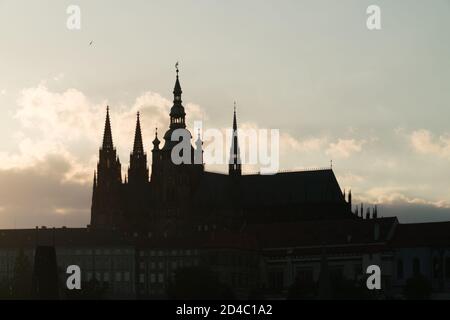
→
(295, 268, 313, 284)
(139, 274, 145, 284)
(330, 266, 344, 282)
(115, 272, 122, 282)
(413, 258, 421, 275)
(353, 264, 363, 279)
(158, 273, 164, 283)
(124, 272, 130, 282)
(445, 257, 450, 278)
(433, 257, 441, 279)
(269, 270, 284, 289)
(150, 273, 156, 283)
(397, 259, 404, 279)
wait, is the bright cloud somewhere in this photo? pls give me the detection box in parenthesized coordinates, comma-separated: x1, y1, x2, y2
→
(410, 129, 450, 159)
(325, 139, 365, 159)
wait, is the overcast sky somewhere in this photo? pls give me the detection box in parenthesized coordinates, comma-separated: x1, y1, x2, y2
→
(0, 0, 449, 228)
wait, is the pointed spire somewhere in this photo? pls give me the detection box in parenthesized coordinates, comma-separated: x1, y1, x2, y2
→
(169, 63, 186, 130)
(233, 101, 237, 130)
(173, 61, 182, 101)
(348, 189, 352, 207)
(229, 103, 241, 177)
(195, 128, 203, 165)
(132, 112, 144, 155)
(152, 127, 161, 150)
(102, 106, 114, 150)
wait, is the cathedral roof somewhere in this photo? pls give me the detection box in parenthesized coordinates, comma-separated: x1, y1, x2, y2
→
(193, 169, 346, 209)
(390, 221, 450, 247)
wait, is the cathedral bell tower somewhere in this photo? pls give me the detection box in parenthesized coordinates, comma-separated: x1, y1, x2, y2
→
(150, 64, 203, 218)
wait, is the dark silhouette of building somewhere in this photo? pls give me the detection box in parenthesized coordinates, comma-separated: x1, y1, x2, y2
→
(90, 68, 356, 234)
(2, 67, 450, 300)
(32, 246, 59, 299)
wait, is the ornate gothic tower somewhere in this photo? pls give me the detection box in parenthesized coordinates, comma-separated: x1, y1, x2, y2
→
(150, 66, 203, 219)
(125, 112, 150, 229)
(91, 106, 123, 229)
(229, 105, 242, 177)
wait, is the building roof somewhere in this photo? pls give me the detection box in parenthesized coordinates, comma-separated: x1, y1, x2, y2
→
(0, 228, 133, 249)
(246, 217, 399, 249)
(193, 169, 348, 215)
(390, 221, 450, 247)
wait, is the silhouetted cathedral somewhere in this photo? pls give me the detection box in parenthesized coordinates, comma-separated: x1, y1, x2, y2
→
(91, 68, 356, 233)
(4, 67, 450, 300)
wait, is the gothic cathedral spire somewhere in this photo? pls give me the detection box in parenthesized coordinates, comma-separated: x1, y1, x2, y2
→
(102, 106, 114, 150)
(128, 112, 149, 185)
(91, 106, 122, 229)
(229, 103, 242, 177)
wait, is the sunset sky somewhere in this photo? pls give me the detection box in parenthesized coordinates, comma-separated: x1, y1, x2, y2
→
(0, 0, 449, 228)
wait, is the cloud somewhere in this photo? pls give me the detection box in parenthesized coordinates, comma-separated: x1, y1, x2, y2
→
(325, 139, 365, 159)
(0, 84, 207, 228)
(356, 186, 450, 209)
(410, 129, 450, 159)
(380, 203, 450, 224)
(0, 153, 90, 229)
(280, 133, 326, 153)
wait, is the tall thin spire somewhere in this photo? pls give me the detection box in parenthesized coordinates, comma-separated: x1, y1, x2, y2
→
(102, 106, 114, 150)
(233, 102, 237, 130)
(168, 62, 186, 131)
(229, 103, 242, 177)
(173, 61, 183, 103)
(132, 111, 144, 155)
(128, 111, 148, 185)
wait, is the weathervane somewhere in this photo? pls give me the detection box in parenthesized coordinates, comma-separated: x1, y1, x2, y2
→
(175, 61, 179, 75)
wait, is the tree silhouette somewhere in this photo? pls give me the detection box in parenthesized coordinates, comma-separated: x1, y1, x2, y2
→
(404, 274, 432, 300)
(12, 249, 32, 299)
(168, 266, 235, 300)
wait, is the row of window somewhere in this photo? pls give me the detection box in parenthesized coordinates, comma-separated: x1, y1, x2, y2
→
(57, 248, 134, 256)
(85, 271, 132, 283)
(139, 249, 199, 257)
(140, 259, 199, 270)
(397, 257, 450, 279)
(139, 273, 165, 284)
